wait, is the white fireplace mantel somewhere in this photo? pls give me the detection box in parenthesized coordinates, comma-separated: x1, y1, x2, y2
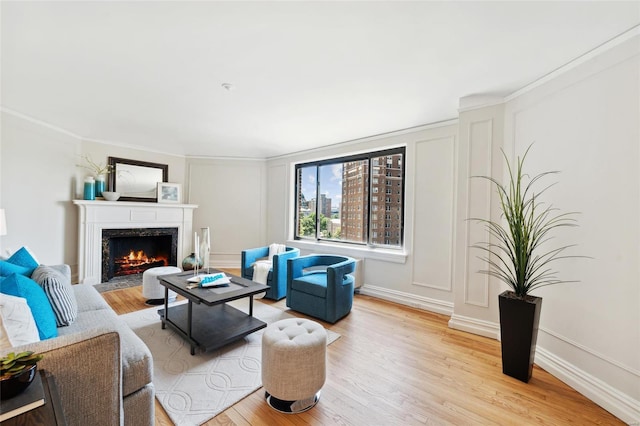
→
(73, 200, 198, 284)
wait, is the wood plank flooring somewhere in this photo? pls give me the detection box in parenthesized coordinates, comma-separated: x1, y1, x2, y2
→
(101, 269, 624, 425)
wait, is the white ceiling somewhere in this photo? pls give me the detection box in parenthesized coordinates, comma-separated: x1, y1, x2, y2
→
(2, 1, 639, 159)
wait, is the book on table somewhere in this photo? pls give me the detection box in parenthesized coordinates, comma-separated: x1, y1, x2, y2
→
(0, 371, 46, 421)
(186, 272, 231, 288)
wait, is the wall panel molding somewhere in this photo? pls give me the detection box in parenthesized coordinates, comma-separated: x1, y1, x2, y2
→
(411, 136, 456, 292)
(463, 118, 494, 307)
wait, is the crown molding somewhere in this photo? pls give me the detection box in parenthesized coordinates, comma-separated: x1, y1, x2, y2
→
(505, 24, 640, 102)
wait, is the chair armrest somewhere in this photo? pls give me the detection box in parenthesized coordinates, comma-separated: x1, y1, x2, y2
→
(327, 258, 356, 279)
(272, 248, 300, 286)
(327, 258, 356, 295)
(11, 328, 123, 425)
(241, 247, 269, 277)
(287, 255, 320, 281)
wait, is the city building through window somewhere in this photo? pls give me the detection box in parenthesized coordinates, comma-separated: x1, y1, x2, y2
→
(294, 147, 405, 247)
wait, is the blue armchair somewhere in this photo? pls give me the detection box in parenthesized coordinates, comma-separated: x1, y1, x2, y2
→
(241, 245, 300, 300)
(286, 255, 356, 323)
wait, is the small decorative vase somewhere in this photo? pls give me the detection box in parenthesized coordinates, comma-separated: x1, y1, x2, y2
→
(0, 364, 37, 400)
(199, 227, 211, 269)
(83, 176, 96, 200)
(182, 253, 204, 271)
(95, 174, 106, 198)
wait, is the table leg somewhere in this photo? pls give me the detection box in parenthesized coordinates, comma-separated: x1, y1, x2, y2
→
(162, 286, 168, 329)
(249, 295, 254, 317)
(187, 301, 195, 355)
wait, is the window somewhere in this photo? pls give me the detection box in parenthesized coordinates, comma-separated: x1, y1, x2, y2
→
(294, 147, 405, 247)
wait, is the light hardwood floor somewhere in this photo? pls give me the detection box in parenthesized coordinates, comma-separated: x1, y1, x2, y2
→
(101, 269, 623, 425)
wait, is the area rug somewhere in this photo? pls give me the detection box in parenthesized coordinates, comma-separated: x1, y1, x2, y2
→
(120, 300, 340, 425)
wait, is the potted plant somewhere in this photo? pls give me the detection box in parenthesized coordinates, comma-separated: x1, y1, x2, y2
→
(0, 351, 44, 399)
(471, 145, 580, 383)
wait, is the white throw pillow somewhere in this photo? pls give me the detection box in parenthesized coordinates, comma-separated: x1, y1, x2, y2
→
(0, 293, 40, 349)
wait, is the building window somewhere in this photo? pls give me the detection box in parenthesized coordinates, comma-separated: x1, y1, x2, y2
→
(294, 147, 405, 247)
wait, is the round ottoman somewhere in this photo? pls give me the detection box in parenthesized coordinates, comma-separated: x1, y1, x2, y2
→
(142, 266, 181, 305)
(261, 318, 327, 413)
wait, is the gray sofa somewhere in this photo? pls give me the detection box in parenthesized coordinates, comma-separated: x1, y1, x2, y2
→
(11, 266, 154, 425)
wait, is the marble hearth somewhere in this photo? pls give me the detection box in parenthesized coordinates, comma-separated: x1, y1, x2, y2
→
(73, 200, 197, 284)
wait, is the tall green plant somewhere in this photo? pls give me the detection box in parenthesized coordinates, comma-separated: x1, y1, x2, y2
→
(472, 145, 580, 298)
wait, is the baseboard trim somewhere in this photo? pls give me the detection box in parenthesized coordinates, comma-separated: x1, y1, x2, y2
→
(447, 314, 500, 340)
(358, 284, 453, 316)
(535, 347, 640, 425)
(211, 261, 241, 269)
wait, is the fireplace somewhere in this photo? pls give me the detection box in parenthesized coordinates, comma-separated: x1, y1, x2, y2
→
(102, 227, 178, 282)
(73, 200, 196, 285)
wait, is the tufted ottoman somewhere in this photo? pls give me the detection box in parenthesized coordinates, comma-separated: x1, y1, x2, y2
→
(142, 266, 181, 305)
(261, 318, 327, 413)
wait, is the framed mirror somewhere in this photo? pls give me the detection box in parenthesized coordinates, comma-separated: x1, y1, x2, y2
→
(108, 157, 168, 202)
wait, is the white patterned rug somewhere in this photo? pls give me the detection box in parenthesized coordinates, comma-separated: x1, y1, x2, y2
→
(120, 300, 339, 425)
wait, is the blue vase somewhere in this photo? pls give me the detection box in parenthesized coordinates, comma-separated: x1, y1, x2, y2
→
(83, 177, 95, 200)
(95, 175, 106, 197)
(182, 253, 204, 271)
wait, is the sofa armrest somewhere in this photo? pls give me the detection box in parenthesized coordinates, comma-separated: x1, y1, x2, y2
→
(11, 327, 123, 425)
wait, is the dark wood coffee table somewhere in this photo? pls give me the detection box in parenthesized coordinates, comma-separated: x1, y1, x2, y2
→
(157, 269, 269, 355)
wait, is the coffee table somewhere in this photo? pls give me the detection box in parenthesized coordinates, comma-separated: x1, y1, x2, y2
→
(157, 269, 269, 355)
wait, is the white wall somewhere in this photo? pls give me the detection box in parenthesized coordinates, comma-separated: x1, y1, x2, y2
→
(504, 35, 640, 422)
(0, 112, 187, 277)
(185, 157, 267, 267)
(80, 140, 187, 195)
(448, 35, 639, 422)
(1, 113, 81, 265)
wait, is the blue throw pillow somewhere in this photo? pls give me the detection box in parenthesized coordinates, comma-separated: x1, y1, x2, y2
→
(6, 247, 40, 276)
(0, 273, 58, 339)
(0, 259, 31, 277)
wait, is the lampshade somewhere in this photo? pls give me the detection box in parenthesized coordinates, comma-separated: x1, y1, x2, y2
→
(0, 209, 6, 236)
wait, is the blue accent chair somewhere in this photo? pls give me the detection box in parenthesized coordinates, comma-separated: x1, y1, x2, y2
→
(286, 254, 356, 323)
(241, 246, 300, 300)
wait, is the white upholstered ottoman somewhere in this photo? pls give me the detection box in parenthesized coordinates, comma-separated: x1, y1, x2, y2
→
(142, 266, 181, 305)
(261, 318, 327, 413)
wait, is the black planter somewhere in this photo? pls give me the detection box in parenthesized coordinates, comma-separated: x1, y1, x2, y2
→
(498, 290, 542, 383)
(0, 364, 37, 400)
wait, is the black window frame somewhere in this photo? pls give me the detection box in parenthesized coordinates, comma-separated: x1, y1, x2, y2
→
(294, 146, 406, 248)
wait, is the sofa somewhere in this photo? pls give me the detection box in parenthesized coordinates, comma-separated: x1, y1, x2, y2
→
(5, 264, 154, 425)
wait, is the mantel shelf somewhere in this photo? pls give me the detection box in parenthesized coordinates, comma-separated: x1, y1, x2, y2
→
(73, 200, 198, 209)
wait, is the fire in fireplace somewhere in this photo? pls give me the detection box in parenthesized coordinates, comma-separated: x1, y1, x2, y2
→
(102, 227, 178, 282)
(114, 249, 167, 275)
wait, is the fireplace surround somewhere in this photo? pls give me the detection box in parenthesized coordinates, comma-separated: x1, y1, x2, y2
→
(73, 200, 197, 284)
(101, 227, 178, 282)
